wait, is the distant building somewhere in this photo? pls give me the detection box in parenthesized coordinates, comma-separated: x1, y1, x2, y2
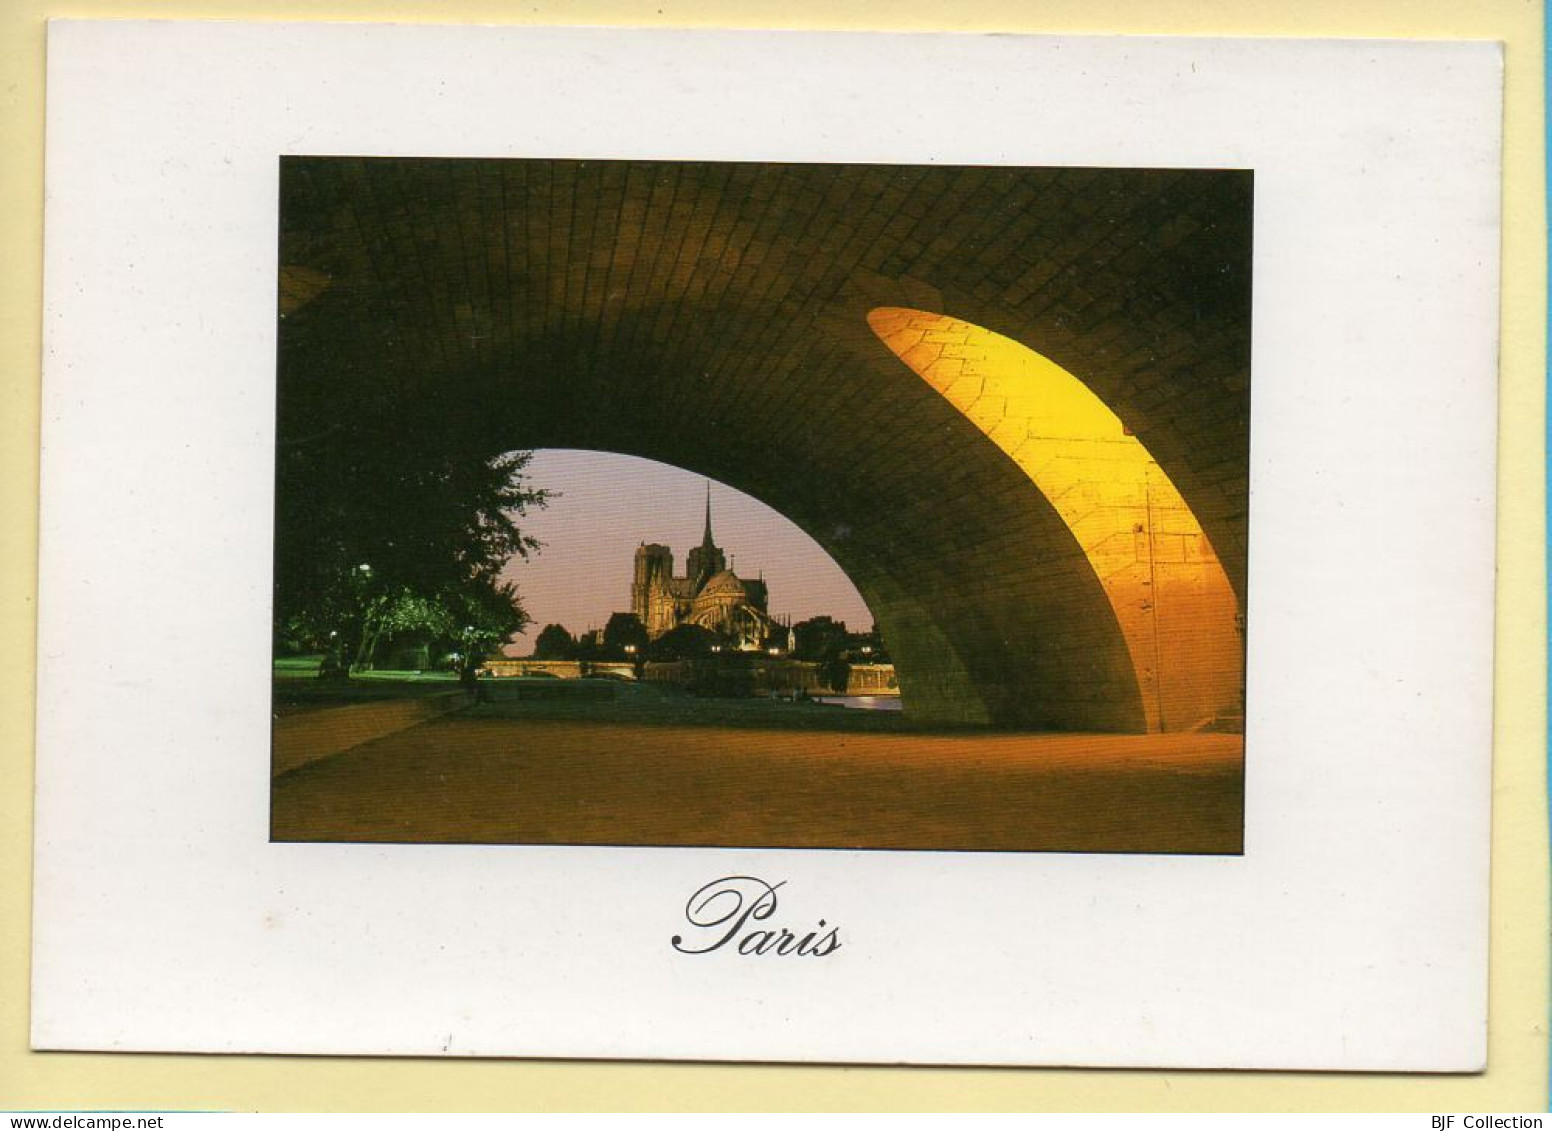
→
(631, 486, 782, 651)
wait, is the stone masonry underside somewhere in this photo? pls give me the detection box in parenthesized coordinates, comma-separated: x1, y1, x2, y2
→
(278, 158, 1252, 731)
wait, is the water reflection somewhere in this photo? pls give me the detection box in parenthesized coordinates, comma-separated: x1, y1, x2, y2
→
(812, 695, 903, 712)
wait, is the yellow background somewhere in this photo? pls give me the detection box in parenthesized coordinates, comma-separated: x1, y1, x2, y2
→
(2, 0, 1544, 1112)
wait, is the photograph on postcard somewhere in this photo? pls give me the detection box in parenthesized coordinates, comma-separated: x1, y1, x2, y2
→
(270, 157, 1252, 854)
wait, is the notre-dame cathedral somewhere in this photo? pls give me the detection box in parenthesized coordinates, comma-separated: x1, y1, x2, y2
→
(630, 487, 784, 651)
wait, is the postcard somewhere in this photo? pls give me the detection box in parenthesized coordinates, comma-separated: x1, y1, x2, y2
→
(32, 21, 1500, 1069)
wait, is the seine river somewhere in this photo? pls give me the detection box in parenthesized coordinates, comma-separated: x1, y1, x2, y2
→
(812, 695, 903, 712)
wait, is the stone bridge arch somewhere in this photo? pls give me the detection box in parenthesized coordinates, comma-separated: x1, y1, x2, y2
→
(278, 157, 1251, 732)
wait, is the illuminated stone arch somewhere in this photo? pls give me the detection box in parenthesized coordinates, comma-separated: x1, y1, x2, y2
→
(865, 307, 1242, 734)
(278, 157, 1251, 732)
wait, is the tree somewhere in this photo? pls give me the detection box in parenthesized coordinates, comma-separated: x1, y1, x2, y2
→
(532, 623, 577, 660)
(847, 625, 889, 664)
(447, 575, 530, 681)
(273, 425, 548, 673)
(792, 616, 848, 662)
(821, 655, 851, 694)
(601, 612, 649, 660)
(348, 574, 528, 674)
(644, 623, 721, 661)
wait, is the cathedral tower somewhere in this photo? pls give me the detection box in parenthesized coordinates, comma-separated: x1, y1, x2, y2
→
(631, 543, 678, 637)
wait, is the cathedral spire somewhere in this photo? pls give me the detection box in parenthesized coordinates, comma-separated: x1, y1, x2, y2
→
(687, 480, 726, 586)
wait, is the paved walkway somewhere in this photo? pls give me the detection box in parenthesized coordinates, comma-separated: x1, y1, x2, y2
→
(270, 706, 1243, 854)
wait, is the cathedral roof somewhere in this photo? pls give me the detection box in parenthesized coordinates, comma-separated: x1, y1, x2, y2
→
(698, 569, 748, 598)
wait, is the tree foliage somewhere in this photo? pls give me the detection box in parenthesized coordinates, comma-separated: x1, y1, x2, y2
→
(644, 623, 721, 661)
(273, 418, 547, 672)
(601, 612, 649, 659)
(821, 655, 852, 694)
(791, 616, 848, 662)
(532, 623, 577, 660)
(789, 616, 887, 665)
